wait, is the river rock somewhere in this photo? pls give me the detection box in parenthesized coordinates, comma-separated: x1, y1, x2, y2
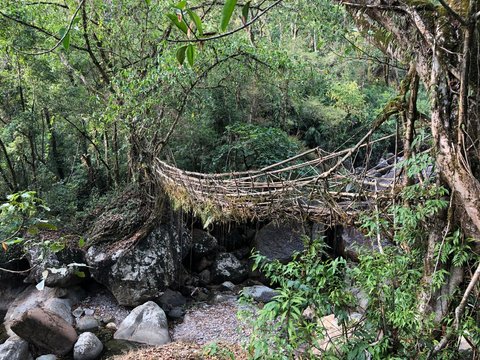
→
(242, 285, 278, 303)
(43, 298, 73, 325)
(253, 220, 324, 263)
(0, 336, 32, 360)
(36, 356, 57, 360)
(76, 316, 99, 332)
(73, 332, 103, 360)
(114, 301, 170, 346)
(3, 285, 67, 336)
(24, 245, 86, 288)
(158, 289, 186, 312)
(10, 307, 78, 355)
(191, 229, 218, 257)
(86, 217, 192, 307)
(211, 253, 247, 284)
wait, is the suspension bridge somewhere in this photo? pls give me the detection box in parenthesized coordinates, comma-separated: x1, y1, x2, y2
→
(154, 133, 402, 225)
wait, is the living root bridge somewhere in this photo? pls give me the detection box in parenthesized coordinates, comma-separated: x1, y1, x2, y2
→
(154, 133, 400, 225)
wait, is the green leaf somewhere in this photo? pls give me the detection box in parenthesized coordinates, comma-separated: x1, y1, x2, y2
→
(174, 0, 187, 10)
(49, 242, 65, 253)
(59, 27, 70, 51)
(144, 0, 151, 5)
(75, 271, 86, 278)
(187, 9, 203, 36)
(186, 44, 195, 66)
(221, 0, 237, 32)
(242, 1, 250, 23)
(78, 237, 86, 248)
(176, 45, 187, 64)
(167, 13, 188, 34)
(36, 221, 58, 231)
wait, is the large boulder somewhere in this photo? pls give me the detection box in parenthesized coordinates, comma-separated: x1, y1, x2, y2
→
(0, 336, 32, 360)
(3, 285, 69, 336)
(86, 219, 191, 307)
(24, 245, 86, 288)
(73, 332, 103, 360)
(10, 307, 78, 356)
(211, 253, 247, 284)
(43, 298, 73, 325)
(337, 226, 388, 260)
(191, 229, 218, 258)
(253, 220, 325, 262)
(113, 301, 170, 346)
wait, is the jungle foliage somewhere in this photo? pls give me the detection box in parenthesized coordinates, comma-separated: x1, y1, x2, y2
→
(0, 1, 479, 359)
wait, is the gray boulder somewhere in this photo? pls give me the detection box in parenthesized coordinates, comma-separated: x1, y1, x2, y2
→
(338, 226, 388, 260)
(76, 316, 99, 332)
(253, 220, 325, 263)
(0, 336, 32, 360)
(191, 229, 218, 257)
(242, 285, 278, 303)
(24, 245, 85, 288)
(36, 356, 57, 360)
(43, 298, 73, 325)
(86, 219, 191, 307)
(211, 253, 247, 284)
(3, 285, 67, 336)
(114, 301, 170, 346)
(73, 332, 103, 360)
(10, 307, 78, 355)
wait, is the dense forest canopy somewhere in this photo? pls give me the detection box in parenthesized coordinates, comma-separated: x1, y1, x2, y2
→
(0, 0, 479, 358)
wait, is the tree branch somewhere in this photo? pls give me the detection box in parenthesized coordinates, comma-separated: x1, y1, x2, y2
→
(168, 0, 283, 43)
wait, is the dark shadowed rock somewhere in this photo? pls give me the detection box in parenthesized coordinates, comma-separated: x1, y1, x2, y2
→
(253, 220, 325, 262)
(114, 301, 170, 346)
(86, 217, 191, 307)
(191, 229, 218, 258)
(211, 253, 247, 284)
(0, 336, 32, 360)
(158, 289, 186, 312)
(10, 307, 78, 356)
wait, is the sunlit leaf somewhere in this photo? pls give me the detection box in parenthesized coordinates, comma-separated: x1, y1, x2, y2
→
(167, 13, 188, 34)
(186, 44, 195, 66)
(221, 0, 237, 32)
(187, 9, 203, 36)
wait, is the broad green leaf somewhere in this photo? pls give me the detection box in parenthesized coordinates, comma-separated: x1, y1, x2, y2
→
(186, 44, 195, 66)
(167, 13, 188, 34)
(49, 242, 65, 253)
(187, 9, 203, 36)
(145, 0, 151, 5)
(176, 45, 187, 64)
(59, 27, 70, 51)
(174, 0, 187, 10)
(242, 1, 251, 23)
(221, 0, 237, 32)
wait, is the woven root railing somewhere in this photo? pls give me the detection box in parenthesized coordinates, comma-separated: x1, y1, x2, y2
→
(154, 134, 401, 225)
